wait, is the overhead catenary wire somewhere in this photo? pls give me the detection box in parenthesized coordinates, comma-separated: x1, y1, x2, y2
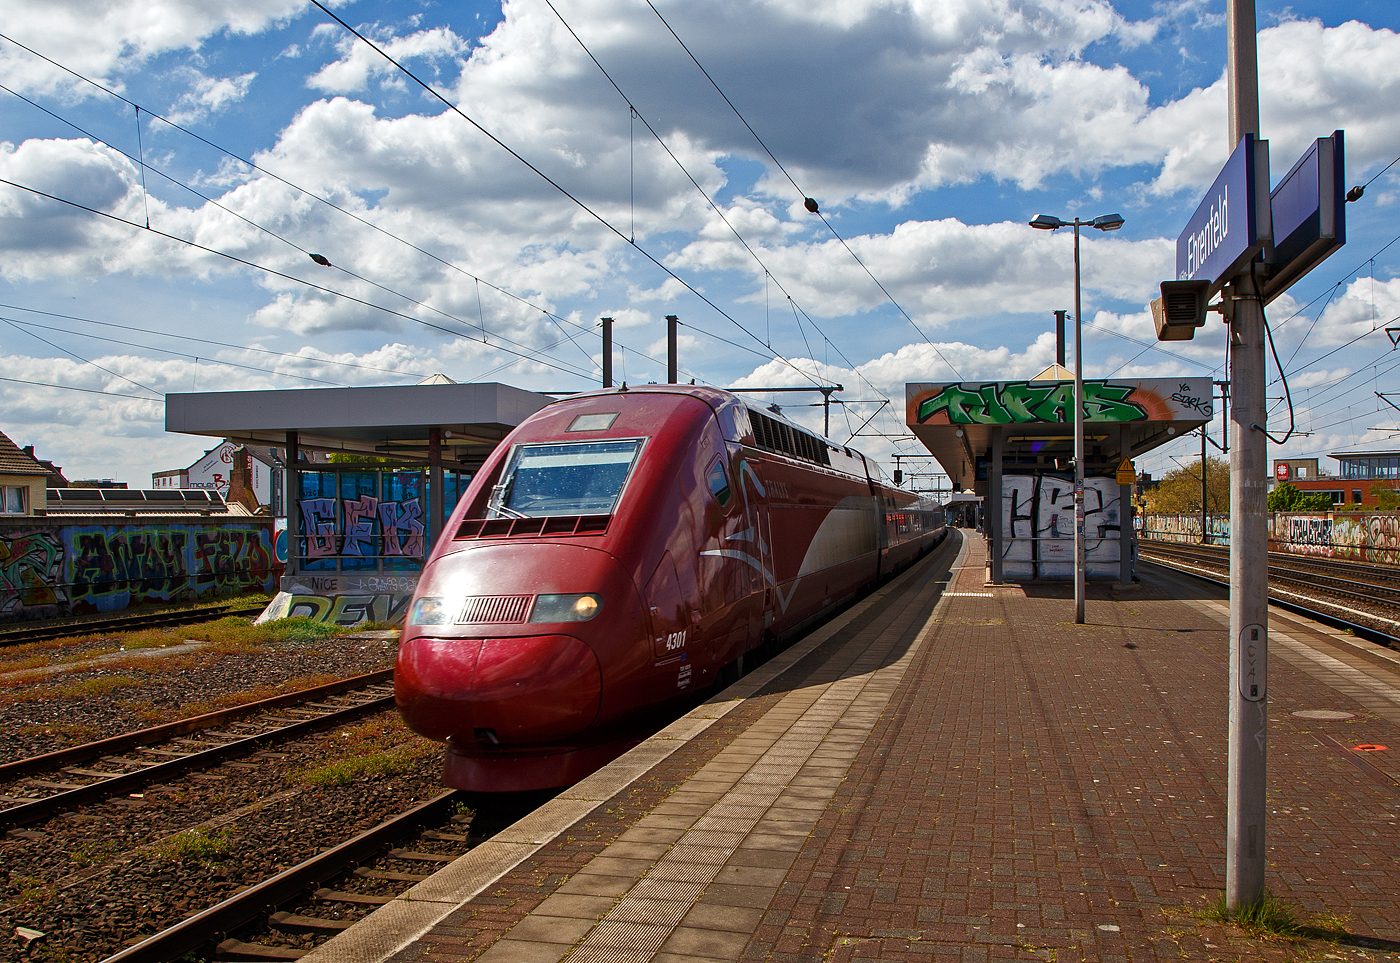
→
(1, 317, 163, 398)
(0, 80, 604, 382)
(305, 1, 824, 391)
(0, 374, 160, 400)
(540, 4, 916, 441)
(0, 303, 432, 380)
(640, 0, 963, 382)
(1, 317, 350, 387)
(0, 33, 687, 387)
(0, 175, 599, 382)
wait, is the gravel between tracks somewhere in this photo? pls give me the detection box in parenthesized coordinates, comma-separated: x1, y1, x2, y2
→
(0, 713, 445, 962)
(0, 628, 399, 759)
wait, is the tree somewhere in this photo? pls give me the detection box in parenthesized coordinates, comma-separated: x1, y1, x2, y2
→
(1267, 481, 1334, 513)
(1372, 484, 1400, 511)
(1143, 456, 1230, 515)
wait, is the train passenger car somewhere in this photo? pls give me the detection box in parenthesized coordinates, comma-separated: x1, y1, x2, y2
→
(395, 385, 945, 792)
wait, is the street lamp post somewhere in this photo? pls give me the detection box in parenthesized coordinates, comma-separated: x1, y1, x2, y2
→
(1029, 212, 1125, 624)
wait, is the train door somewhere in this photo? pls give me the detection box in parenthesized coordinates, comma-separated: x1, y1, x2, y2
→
(646, 552, 697, 690)
(758, 501, 775, 633)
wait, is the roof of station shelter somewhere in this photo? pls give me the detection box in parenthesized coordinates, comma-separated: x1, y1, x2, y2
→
(165, 382, 554, 472)
(905, 368, 1214, 490)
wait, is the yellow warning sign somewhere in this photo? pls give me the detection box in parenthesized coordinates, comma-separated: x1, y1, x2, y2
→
(1115, 458, 1136, 485)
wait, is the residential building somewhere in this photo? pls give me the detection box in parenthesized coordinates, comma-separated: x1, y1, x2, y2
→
(0, 429, 49, 515)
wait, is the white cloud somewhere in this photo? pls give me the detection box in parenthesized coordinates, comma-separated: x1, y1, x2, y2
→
(0, 0, 321, 97)
(676, 217, 1174, 325)
(307, 25, 468, 94)
(166, 70, 257, 125)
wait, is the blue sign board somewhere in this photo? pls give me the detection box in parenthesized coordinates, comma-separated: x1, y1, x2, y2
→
(1263, 130, 1345, 303)
(1176, 134, 1271, 292)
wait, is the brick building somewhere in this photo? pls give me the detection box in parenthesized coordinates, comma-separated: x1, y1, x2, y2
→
(1273, 449, 1400, 507)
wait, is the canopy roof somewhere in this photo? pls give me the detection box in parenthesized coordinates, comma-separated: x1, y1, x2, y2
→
(906, 375, 1213, 489)
(166, 382, 554, 471)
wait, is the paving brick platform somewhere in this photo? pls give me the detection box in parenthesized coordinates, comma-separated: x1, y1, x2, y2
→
(312, 530, 1400, 963)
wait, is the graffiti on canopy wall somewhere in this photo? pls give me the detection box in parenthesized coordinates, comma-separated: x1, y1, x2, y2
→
(908, 377, 1214, 427)
(1001, 474, 1127, 580)
(0, 523, 275, 622)
(917, 381, 1150, 425)
(299, 494, 427, 561)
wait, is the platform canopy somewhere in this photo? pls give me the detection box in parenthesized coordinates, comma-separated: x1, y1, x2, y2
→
(165, 382, 553, 471)
(906, 372, 1213, 490)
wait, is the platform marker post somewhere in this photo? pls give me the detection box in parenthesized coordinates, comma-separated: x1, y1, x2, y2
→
(1226, 0, 1268, 912)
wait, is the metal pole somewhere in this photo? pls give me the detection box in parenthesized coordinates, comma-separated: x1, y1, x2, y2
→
(1073, 222, 1086, 624)
(1226, 0, 1267, 913)
(1054, 309, 1067, 367)
(601, 317, 613, 388)
(428, 425, 444, 547)
(666, 315, 678, 383)
(990, 428, 1003, 584)
(285, 431, 299, 579)
(1202, 428, 1209, 545)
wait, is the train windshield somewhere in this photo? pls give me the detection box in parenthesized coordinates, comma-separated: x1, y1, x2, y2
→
(489, 439, 643, 517)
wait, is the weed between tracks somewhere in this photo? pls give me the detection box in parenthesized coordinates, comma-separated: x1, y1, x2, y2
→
(0, 615, 352, 681)
(149, 827, 231, 862)
(294, 717, 435, 786)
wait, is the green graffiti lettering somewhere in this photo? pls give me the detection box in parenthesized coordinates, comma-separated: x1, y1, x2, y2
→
(1030, 384, 1075, 423)
(1082, 382, 1148, 421)
(917, 385, 988, 423)
(999, 382, 1054, 422)
(916, 381, 1150, 424)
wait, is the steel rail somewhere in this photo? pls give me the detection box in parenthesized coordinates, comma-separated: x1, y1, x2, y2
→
(0, 604, 266, 646)
(0, 675, 396, 831)
(0, 669, 393, 780)
(1141, 539, 1400, 583)
(1138, 552, 1400, 649)
(1141, 541, 1400, 605)
(99, 789, 461, 963)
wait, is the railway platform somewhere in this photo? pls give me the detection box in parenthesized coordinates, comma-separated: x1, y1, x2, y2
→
(307, 529, 1400, 963)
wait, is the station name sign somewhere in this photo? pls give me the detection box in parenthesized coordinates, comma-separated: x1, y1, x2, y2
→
(1262, 130, 1345, 303)
(1176, 134, 1271, 294)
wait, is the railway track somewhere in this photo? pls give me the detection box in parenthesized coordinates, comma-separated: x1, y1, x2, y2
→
(1138, 540, 1400, 646)
(0, 670, 395, 831)
(0, 601, 267, 647)
(97, 790, 544, 963)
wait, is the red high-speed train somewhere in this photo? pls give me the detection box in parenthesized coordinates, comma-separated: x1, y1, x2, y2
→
(396, 385, 945, 792)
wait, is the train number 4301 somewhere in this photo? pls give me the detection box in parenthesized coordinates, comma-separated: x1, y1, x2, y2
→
(663, 629, 688, 651)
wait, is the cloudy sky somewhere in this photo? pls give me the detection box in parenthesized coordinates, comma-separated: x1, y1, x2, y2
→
(1, 0, 1398, 487)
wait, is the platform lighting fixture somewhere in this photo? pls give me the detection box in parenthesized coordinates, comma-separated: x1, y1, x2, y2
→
(1028, 211, 1126, 624)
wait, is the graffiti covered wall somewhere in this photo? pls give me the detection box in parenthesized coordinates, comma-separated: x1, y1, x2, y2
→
(0, 520, 275, 622)
(1141, 514, 1232, 545)
(1142, 512, 1400, 564)
(1001, 474, 1130, 580)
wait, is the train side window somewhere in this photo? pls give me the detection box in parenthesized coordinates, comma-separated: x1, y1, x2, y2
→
(707, 459, 732, 507)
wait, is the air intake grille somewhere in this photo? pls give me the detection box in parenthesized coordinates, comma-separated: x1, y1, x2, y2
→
(457, 595, 532, 624)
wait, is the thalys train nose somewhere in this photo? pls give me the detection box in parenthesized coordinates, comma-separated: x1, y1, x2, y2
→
(396, 633, 602, 744)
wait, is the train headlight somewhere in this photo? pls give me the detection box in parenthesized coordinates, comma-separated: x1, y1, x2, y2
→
(409, 597, 455, 625)
(531, 593, 602, 623)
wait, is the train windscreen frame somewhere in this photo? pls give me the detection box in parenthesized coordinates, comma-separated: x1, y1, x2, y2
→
(487, 438, 644, 517)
